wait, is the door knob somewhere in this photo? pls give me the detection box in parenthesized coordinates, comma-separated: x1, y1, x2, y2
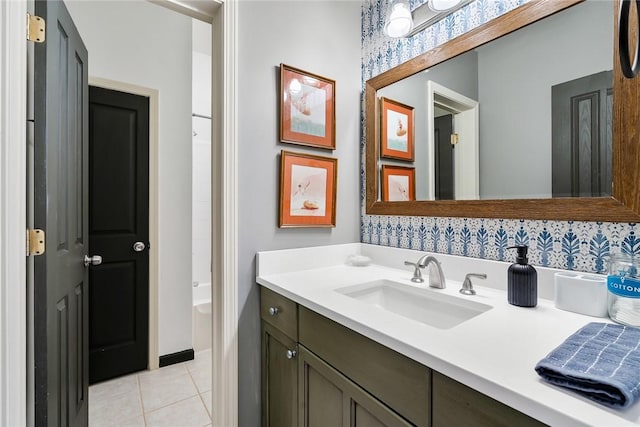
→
(84, 255, 102, 267)
(133, 241, 146, 252)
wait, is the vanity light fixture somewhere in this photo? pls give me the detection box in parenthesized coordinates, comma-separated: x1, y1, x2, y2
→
(427, 0, 462, 12)
(384, 0, 414, 38)
(384, 0, 472, 39)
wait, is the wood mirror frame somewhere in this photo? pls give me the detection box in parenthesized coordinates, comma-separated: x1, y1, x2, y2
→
(366, 0, 640, 222)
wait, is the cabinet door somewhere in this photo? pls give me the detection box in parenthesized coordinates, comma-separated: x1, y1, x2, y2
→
(432, 372, 546, 427)
(299, 307, 430, 426)
(298, 346, 413, 427)
(262, 323, 298, 427)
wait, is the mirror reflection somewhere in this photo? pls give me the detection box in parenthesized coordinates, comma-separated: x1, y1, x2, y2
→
(376, 0, 612, 201)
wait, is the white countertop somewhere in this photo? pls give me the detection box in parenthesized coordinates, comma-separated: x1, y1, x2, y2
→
(256, 243, 640, 427)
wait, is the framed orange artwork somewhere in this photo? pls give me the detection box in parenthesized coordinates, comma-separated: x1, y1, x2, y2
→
(279, 150, 337, 228)
(280, 64, 336, 150)
(381, 165, 415, 202)
(380, 97, 414, 161)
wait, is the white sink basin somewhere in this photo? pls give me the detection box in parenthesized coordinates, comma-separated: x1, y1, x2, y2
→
(335, 279, 492, 329)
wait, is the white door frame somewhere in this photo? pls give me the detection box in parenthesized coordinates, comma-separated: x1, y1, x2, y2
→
(0, 1, 28, 426)
(211, 1, 239, 425)
(0, 1, 239, 426)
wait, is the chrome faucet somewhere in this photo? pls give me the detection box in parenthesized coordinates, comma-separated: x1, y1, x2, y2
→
(404, 255, 446, 288)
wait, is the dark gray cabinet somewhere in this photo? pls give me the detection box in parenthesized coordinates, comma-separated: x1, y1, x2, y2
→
(261, 288, 298, 427)
(260, 286, 546, 427)
(299, 307, 431, 426)
(262, 323, 298, 427)
(432, 372, 545, 427)
(298, 346, 413, 427)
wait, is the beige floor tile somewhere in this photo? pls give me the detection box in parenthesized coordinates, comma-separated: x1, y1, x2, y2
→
(200, 390, 212, 418)
(89, 373, 139, 402)
(90, 415, 146, 427)
(138, 363, 188, 382)
(186, 349, 211, 373)
(89, 389, 143, 427)
(145, 395, 211, 427)
(189, 365, 212, 393)
(139, 371, 198, 412)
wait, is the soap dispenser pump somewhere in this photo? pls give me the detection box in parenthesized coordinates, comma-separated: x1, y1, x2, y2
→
(507, 245, 537, 307)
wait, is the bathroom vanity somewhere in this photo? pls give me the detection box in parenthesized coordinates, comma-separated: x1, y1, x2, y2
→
(261, 287, 542, 427)
(257, 244, 640, 427)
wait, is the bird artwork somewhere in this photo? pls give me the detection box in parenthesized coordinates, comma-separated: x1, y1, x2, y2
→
(292, 91, 312, 116)
(388, 175, 410, 201)
(290, 166, 327, 215)
(396, 118, 407, 137)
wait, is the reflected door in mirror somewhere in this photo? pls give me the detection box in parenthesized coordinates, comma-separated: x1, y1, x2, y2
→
(552, 70, 613, 198)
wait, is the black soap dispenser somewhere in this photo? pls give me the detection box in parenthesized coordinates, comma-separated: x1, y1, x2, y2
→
(507, 245, 537, 307)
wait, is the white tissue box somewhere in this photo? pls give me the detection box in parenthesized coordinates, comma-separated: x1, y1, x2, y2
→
(554, 272, 608, 318)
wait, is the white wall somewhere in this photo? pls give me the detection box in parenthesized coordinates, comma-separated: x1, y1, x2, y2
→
(192, 20, 212, 288)
(477, 0, 612, 199)
(378, 52, 478, 200)
(192, 19, 212, 118)
(192, 116, 211, 287)
(65, 0, 193, 356)
(238, 1, 362, 424)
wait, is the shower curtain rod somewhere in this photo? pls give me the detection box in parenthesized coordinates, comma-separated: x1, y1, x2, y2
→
(192, 113, 212, 120)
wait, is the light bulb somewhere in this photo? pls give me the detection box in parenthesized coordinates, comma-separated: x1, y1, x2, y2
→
(384, 1, 413, 38)
(428, 0, 462, 12)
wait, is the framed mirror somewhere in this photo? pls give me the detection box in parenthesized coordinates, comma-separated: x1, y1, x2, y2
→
(365, 0, 640, 222)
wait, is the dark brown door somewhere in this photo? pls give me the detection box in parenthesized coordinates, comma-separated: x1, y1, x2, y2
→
(434, 114, 454, 200)
(552, 70, 613, 197)
(33, 0, 89, 425)
(88, 86, 150, 384)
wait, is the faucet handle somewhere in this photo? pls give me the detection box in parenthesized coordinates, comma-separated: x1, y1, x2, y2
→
(404, 261, 425, 283)
(460, 273, 487, 295)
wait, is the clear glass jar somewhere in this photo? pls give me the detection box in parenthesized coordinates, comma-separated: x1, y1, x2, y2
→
(608, 254, 640, 326)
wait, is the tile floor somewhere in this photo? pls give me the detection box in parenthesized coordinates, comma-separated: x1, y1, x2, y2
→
(88, 349, 212, 427)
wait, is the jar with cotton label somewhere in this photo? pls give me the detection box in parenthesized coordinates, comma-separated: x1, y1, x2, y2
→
(607, 254, 640, 326)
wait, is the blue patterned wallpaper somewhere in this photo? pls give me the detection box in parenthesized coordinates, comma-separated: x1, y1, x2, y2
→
(360, 0, 638, 274)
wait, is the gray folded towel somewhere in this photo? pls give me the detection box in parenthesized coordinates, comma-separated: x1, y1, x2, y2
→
(535, 322, 640, 409)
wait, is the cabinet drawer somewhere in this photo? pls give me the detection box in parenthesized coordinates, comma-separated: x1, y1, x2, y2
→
(432, 372, 546, 427)
(299, 307, 430, 427)
(261, 287, 297, 339)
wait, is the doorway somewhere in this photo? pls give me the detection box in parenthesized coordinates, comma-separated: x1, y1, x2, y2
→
(426, 80, 479, 201)
(434, 114, 454, 200)
(2, 1, 238, 426)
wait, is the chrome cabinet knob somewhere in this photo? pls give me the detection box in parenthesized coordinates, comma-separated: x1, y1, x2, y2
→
(286, 350, 297, 359)
(268, 307, 279, 316)
(133, 241, 146, 252)
(83, 255, 102, 267)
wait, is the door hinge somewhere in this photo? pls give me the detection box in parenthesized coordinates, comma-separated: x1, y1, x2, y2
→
(450, 133, 459, 146)
(26, 13, 46, 43)
(26, 229, 45, 256)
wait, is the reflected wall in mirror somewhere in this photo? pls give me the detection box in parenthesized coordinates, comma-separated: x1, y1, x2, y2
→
(375, 0, 612, 201)
(365, 0, 640, 222)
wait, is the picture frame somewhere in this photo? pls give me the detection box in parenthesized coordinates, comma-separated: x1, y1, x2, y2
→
(279, 150, 337, 228)
(280, 64, 336, 150)
(381, 165, 415, 202)
(380, 97, 414, 161)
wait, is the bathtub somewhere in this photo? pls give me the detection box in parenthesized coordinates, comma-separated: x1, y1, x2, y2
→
(192, 282, 212, 351)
